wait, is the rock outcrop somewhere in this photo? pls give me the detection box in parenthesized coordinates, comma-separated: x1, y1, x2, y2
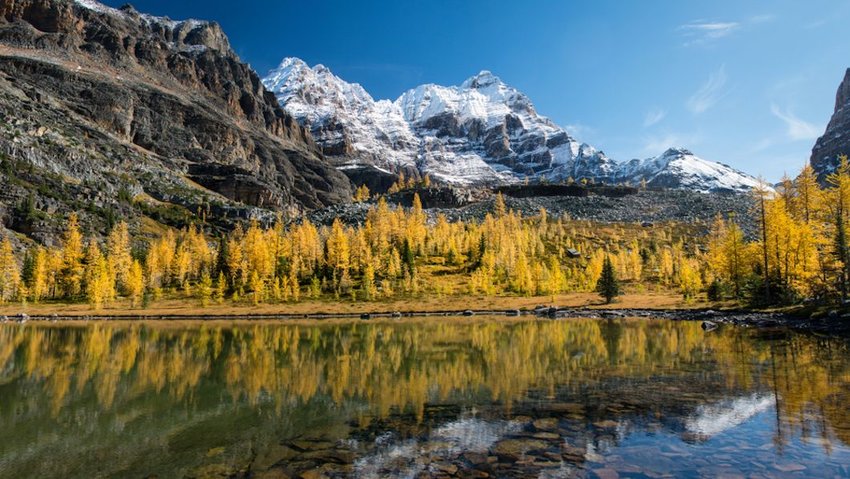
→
(0, 0, 351, 241)
(811, 68, 850, 180)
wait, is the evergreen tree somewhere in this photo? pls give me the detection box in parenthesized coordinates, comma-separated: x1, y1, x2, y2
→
(402, 238, 416, 277)
(215, 234, 230, 277)
(596, 256, 620, 304)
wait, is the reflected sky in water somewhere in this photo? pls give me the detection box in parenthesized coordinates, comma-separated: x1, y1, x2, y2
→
(0, 318, 849, 478)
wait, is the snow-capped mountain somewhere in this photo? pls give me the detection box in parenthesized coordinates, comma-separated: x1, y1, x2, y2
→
(263, 60, 615, 185)
(262, 58, 419, 173)
(618, 148, 764, 193)
(396, 71, 619, 184)
(263, 59, 762, 192)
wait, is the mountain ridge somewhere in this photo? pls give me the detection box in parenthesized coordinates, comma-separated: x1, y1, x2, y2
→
(264, 58, 764, 192)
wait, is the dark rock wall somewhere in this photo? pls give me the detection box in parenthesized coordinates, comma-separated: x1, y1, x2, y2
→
(0, 0, 351, 241)
(811, 68, 850, 180)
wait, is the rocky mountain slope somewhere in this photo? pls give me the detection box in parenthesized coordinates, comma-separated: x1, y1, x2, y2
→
(0, 0, 351, 243)
(811, 68, 850, 180)
(265, 59, 762, 192)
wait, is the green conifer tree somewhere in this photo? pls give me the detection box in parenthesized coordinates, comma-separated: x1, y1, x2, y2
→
(596, 256, 621, 304)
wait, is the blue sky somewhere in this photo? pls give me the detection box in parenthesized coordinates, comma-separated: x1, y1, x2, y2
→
(104, 0, 850, 181)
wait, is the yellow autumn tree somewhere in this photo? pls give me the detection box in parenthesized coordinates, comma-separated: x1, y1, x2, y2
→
(60, 212, 85, 298)
(106, 221, 132, 294)
(127, 259, 145, 308)
(84, 241, 112, 310)
(28, 246, 48, 303)
(0, 236, 20, 303)
(326, 219, 350, 280)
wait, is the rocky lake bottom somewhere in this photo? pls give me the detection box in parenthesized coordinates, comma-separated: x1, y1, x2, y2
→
(1, 317, 849, 478)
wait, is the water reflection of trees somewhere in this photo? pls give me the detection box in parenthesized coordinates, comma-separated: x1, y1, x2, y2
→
(0, 319, 848, 445)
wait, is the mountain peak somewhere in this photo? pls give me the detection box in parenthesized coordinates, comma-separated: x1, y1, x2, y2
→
(661, 147, 694, 157)
(461, 70, 503, 89)
(277, 57, 307, 70)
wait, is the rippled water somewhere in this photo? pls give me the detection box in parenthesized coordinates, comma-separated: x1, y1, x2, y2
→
(1, 318, 849, 478)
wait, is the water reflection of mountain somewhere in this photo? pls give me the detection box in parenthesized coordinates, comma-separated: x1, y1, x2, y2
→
(685, 393, 775, 438)
(0, 319, 848, 478)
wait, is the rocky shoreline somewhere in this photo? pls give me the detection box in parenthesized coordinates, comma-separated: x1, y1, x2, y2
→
(3, 306, 848, 335)
(545, 307, 850, 335)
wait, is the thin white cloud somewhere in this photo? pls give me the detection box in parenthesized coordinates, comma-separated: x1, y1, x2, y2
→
(679, 15, 773, 46)
(643, 107, 666, 127)
(687, 66, 728, 114)
(679, 21, 740, 45)
(564, 123, 594, 139)
(641, 132, 701, 156)
(749, 14, 775, 24)
(770, 104, 822, 141)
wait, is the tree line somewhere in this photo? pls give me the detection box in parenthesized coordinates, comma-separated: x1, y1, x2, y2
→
(0, 158, 848, 310)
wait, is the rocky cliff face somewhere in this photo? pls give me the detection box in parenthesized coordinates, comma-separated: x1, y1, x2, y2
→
(811, 68, 850, 180)
(0, 0, 351, 242)
(265, 60, 762, 192)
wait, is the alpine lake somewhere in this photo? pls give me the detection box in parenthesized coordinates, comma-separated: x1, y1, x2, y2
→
(1, 316, 849, 478)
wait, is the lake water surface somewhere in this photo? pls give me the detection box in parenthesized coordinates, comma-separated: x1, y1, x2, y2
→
(1, 317, 849, 478)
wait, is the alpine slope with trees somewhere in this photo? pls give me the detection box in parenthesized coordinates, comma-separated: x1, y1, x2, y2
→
(1, 159, 849, 313)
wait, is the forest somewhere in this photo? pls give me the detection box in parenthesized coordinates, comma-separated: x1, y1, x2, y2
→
(0, 160, 848, 312)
